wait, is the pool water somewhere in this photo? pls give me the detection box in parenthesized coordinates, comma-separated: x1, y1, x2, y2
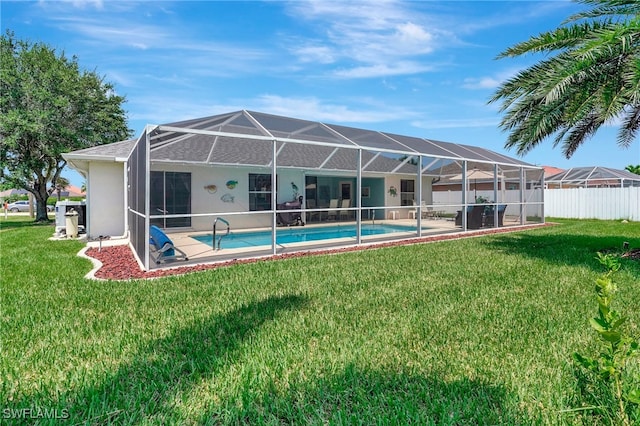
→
(191, 224, 418, 249)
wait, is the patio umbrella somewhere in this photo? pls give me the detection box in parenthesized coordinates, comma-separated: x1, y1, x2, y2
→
(450, 169, 504, 200)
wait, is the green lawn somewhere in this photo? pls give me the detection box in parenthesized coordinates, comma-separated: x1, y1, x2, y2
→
(1, 217, 639, 425)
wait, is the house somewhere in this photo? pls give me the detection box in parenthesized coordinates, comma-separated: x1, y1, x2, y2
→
(54, 184, 86, 198)
(63, 110, 544, 270)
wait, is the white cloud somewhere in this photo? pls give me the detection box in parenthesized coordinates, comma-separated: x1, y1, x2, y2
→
(333, 62, 434, 79)
(462, 76, 502, 90)
(56, 0, 105, 9)
(412, 117, 500, 130)
(395, 22, 433, 46)
(126, 94, 416, 128)
(289, 44, 335, 64)
(284, 0, 450, 78)
(52, 16, 169, 50)
(250, 95, 415, 123)
(462, 68, 523, 90)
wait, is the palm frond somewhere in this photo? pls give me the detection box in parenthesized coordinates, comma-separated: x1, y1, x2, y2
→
(490, 0, 640, 158)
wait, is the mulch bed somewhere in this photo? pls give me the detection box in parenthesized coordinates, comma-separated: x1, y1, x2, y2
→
(85, 224, 554, 281)
(621, 248, 640, 260)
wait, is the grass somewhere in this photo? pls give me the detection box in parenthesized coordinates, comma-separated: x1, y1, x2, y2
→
(1, 216, 639, 425)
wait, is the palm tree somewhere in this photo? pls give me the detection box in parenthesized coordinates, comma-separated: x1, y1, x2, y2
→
(625, 164, 640, 175)
(489, 0, 640, 158)
(53, 176, 70, 201)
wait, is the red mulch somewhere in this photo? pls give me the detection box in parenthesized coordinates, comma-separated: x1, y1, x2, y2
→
(85, 224, 553, 281)
(622, 248, 640, 260)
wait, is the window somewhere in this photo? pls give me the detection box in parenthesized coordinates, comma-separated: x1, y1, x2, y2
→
(400, 179, 415, 206)
(249, 173, 273, 211)
(150, 171, 191, 228)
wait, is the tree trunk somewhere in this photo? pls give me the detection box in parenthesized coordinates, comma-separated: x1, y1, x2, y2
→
(32, 185, 51, 222)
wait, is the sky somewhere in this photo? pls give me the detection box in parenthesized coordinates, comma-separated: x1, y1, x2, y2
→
(3, 0, 639, 187)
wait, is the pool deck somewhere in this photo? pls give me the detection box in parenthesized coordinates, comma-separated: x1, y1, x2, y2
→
(149, 216, 525, 269)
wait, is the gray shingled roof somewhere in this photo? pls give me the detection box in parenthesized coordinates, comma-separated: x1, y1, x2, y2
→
(66, 138, 137, 160)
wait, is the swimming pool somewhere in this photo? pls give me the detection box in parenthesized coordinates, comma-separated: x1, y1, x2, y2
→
(191, 223, 419, 249)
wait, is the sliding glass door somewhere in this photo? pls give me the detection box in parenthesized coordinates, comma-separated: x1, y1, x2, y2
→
(150, 171, 191, 228)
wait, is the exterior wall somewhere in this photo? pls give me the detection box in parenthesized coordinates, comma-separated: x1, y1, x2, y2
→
(422, 177, 433, 205)
(383, 175, 433, 219)
(87, 161, 126, 238)
(384, 175, 402, 219)
(87, 160, 439, 235)
(151, 164, 307, 231)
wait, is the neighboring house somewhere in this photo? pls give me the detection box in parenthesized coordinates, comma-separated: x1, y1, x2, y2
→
(542, 165, 565, 179)
(0, 185, 85, 201)
(63, 110, 544, 270)
(0, 188, 29, 200)
(55, 184, 86, 198)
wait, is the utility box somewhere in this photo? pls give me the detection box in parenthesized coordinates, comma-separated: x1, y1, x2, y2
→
(65, 209, 79, 238)
(55, 201, 86, 236)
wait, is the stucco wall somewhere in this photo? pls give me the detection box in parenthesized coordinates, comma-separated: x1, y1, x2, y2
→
(151, 164, 307, 231)
(88, 160, 435, 234)
(383, 175, 433, 219)
(147, 164, 438, 227)
(87, 161, 125, 238)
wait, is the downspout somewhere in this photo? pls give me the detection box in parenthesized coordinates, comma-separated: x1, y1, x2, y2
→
(122, 158, 129, 238)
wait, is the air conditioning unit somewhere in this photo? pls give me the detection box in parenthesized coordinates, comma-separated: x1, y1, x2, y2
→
(54, 200, 86, 235)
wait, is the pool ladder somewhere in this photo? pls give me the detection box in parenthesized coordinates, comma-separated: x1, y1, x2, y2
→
(213, 217, 230, 250)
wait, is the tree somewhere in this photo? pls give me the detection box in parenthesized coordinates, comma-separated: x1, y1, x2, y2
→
(54, 176, 70, 202)
(625, 164, 640, 175)
(0, 31, 131, 221)
(489, 0, 640, 158)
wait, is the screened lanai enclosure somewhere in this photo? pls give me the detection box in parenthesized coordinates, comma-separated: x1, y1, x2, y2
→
(125, 110, 544, 270)
(545, 166, 640, 188)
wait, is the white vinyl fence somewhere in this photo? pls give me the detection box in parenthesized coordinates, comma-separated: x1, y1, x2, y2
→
(544, 187, 640, 221)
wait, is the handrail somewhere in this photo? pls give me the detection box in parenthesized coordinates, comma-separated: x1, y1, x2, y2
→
(213, 217, 230, 250)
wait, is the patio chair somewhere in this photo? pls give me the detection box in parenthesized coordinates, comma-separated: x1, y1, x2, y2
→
(306, 199, 321, 222)
(327, 199, 340, 220)
(454, 205, 484, 229)
(409, 200, 417, 219)
(483, 204, 507, 228)
(421, 202, 436, 220)
(149, 225, 189, 264)
(339, 199, 351, 221)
